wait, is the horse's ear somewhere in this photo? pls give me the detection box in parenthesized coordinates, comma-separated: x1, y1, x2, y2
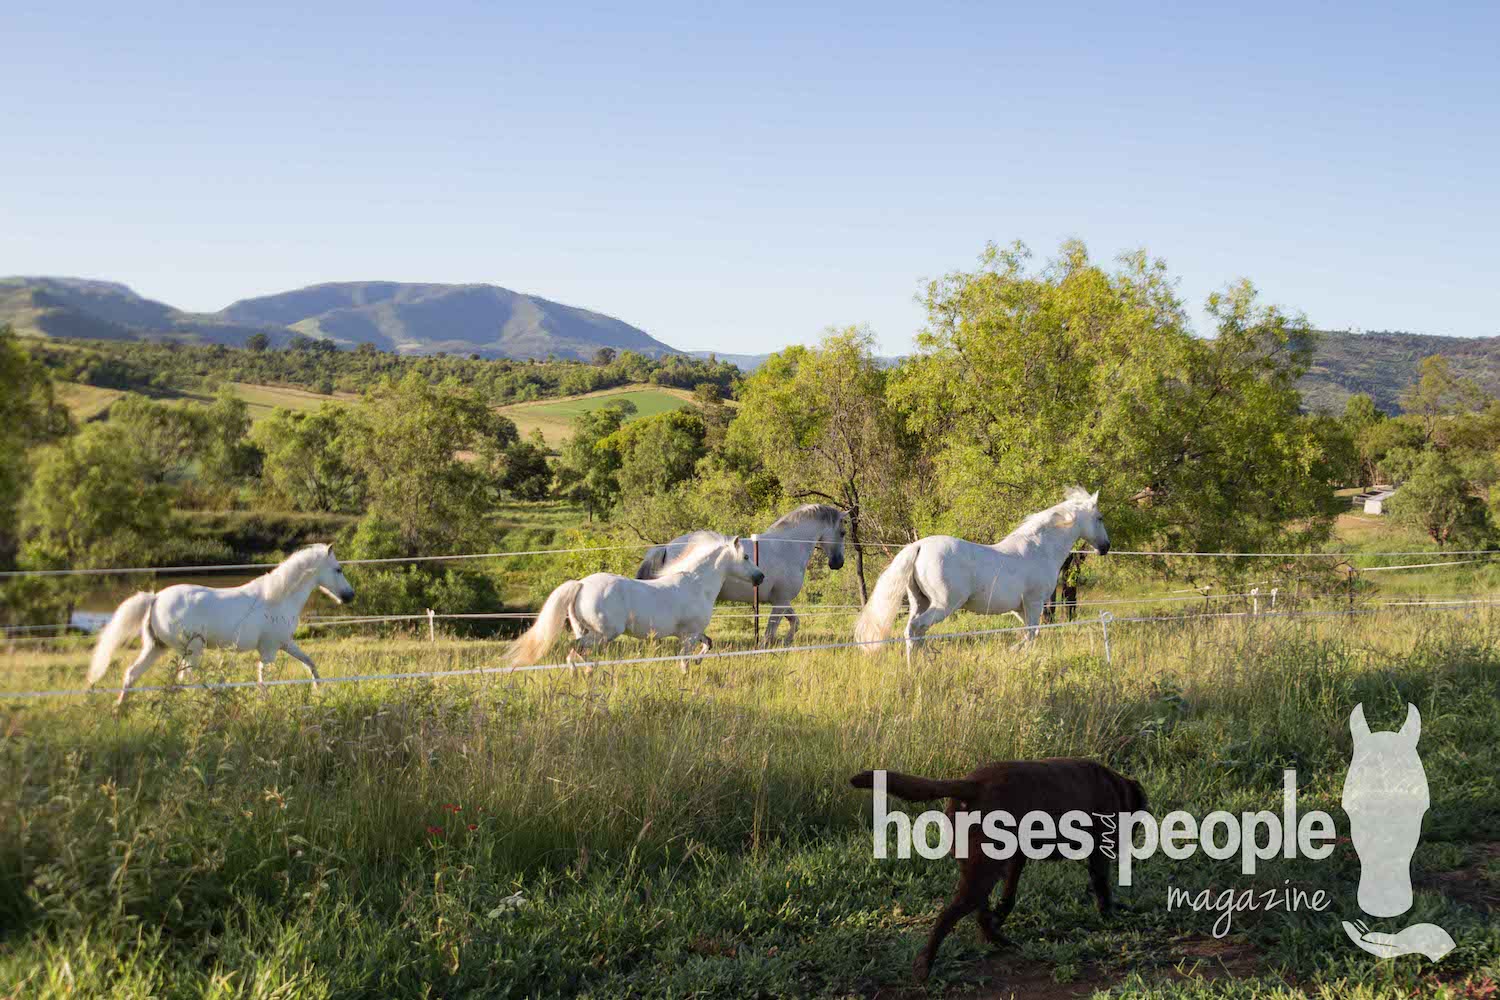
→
(729, 535, 741, 548)
(1090, 490, 1100, 505)
(1400, 703, 1421, 744)
(1350, 704, 1370, 742)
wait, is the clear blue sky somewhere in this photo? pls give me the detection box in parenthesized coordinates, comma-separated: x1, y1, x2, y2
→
(4, 1, 1496, 355)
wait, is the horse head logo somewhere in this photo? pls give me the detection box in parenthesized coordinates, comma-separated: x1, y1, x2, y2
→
(1342, 703, 1426, 917)
(1339, 702, 1454, 961)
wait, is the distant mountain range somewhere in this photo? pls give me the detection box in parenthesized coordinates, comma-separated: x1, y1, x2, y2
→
(3, 277, 1495, 412)
(0, 277, 677, 361)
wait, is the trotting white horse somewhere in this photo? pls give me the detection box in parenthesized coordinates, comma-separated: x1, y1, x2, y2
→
(88, 544, 356, 705)
(634, 504, 847, 646)
(510, 536, 765, 673)
(853, 488, 1110, 664)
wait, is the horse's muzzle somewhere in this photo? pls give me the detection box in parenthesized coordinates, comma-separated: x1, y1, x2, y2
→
(340, 587, 356, 603)
(1096, 542, 1111, 556)
(828, 553, 845, 570)
(751, 570, 766, 587)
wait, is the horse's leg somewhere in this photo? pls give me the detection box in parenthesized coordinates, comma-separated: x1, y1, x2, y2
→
(903, 586, 931, 664)
(1020, 594, 1045, 648)
(117, 640, 166, 708)
(175, 634, 206, 685)
(281, 638, 322, 690)
(568, 632, 605, 676)
(763, 607, 783, 647)
(781, 606, 799, 647)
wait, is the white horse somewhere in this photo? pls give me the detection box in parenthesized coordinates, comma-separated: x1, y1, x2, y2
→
(853, 488, 1110, 664)
(87, 544, 356, 705)
(634, 504, 847, 646)
(510, 536, 765, 673)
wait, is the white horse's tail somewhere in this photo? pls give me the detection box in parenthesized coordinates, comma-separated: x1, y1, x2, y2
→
(88, 591, 156, 686)
(635, 545, 668, 580)
(509, 580, 583, 667)
(854, 543, 921, 650)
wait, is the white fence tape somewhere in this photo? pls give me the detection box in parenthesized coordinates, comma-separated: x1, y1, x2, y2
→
(4, 600, 1493, 702)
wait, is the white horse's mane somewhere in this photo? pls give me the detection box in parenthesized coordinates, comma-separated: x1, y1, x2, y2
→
(656, 535, 731, 576)
(1005, 487, 1096, 543)
(261, 544, 333, 601)
(768, 503, 844, 533)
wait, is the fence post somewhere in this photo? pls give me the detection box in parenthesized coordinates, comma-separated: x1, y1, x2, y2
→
(427, 608, 436, 642)
(1251, 587, 1260, 616)
(1345, 567, 1357, 614)
(751, 534, 760, 647)
(1098, 611, 1113, 665)
(1270, 587, 1278, 611)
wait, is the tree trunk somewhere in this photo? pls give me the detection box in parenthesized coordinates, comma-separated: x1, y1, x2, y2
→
(849, 508, 869, 603)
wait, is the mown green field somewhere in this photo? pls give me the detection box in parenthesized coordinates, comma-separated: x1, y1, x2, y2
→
(497, 386, 698, 446)
(4, 601, 1499, 998)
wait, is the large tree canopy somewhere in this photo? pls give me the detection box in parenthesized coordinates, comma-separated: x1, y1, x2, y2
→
(888, 241, 1345, 560)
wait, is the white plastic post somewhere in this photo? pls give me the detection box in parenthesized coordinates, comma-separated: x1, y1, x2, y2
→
(1251, 587, 1260, 616)
(427, 608, 436, 642)
(1098, 611, 1113, 665)
(1270, 587, 1279, 611)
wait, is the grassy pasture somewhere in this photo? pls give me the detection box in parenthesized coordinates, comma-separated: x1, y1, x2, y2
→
(4, 603, 1499, 998)
(54, 379, 358, 425)
(496, 386, 699, 446)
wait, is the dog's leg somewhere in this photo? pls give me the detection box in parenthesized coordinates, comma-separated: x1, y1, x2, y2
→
(914, 856, 999, 982)
(1088, 851, 1113, 916)
(978, 856, 1026, 945)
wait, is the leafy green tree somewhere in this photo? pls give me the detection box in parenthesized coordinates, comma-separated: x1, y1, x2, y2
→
(610, 409, 707, 500)
(0, 327, 70, 565)
(348, 371, 514, 553)
(246, 332, 270, 352)
(197, 386, 261, 490)
(497, 430, 553, 501)
(888, 241, 1343, 563)
(1400, 355, 1485, 443)
(728, 327, 911, 598)
(1390, 449, 1492, 547)
(18, 422, 172, 575)
(555, 402, 634, 521)
(107, 396, 208, 486)
(254, 404, 368, 513)
(1342, 393, 1384, 485)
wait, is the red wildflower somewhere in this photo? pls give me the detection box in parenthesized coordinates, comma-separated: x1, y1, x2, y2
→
(468, 824, 478, 832)
(443, 804, 462, 814)
(426, 825, 445, 837)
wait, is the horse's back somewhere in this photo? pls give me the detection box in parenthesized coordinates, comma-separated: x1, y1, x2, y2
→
(153, 583, 268, 650)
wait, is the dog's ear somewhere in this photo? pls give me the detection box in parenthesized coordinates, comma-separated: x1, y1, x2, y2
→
(849, 770, 875, 789)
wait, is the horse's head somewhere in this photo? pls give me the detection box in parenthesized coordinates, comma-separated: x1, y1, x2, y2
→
(822, 511, 847, 571)
(1342, 703, 1427, 917)
(725, 536, 766, 589)
(314, 545, 357, 605)
(1064, 487, 1110, 555)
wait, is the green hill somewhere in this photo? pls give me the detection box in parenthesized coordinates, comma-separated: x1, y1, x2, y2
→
(1298, 329, 1500, 413)
(0, 277, 677, 362)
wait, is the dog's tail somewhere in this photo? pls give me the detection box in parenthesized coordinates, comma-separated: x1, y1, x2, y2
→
(849, 769, 981, 802)
(853, 542, 922, 650)
(88, 591, 156, 686)
(508, 579, 582, 666)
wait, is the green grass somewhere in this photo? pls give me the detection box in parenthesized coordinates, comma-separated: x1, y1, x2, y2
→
(4, 607, 1499, 998)
(497, 386, 698, 446)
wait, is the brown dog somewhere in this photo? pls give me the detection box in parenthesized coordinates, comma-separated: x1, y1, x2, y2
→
(850, 758, 1147, 982)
